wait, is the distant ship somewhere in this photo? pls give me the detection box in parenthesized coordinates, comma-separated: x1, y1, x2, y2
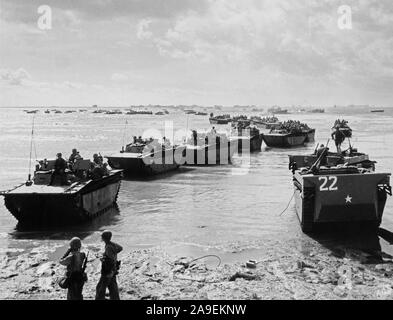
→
(209, 113, 231, 125)
(105, 110, 123, 115)
(371, 109, 385, 113)
(309, 108, 325, 113)
(268, 106, 289, 114)
(126, 110, 153, 115)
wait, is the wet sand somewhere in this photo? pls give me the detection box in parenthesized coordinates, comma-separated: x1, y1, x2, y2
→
(1, 231, 393, 300)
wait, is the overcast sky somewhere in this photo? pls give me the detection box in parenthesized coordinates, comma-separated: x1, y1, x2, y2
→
(0, 0, 392, 107)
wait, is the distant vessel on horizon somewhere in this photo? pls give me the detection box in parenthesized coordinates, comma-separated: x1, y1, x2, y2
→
(268, 106, 289, 114)
(371, 109, 385, 113)
(309, 108, 325, 113)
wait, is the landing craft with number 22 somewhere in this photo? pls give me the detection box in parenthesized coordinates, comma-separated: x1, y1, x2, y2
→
(288, 145, 391, 233)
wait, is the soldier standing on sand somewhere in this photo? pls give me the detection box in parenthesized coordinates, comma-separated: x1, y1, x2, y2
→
(95, 230, 123, 300)
(60, 237, 87, 300)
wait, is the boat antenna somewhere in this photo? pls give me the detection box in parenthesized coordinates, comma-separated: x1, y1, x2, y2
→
(27, 114, 36, 186)
(172, 121, 175, 146)
(185, 113, 190, 143)
(121, 119, 128, 152)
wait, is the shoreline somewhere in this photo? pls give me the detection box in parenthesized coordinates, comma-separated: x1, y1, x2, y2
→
(1, 238, 393, 300)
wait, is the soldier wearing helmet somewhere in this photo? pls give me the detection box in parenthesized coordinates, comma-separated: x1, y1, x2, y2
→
(50, 152, 68, 185)
(60, 237, 87, 300)
(69, 149, 79, 163)
(92, 153, 104, 167)
(95, 230, 123, 300)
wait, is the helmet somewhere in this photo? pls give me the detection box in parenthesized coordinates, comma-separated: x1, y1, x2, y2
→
(69, 237, 81, 250)
(101, 230, 112, 241)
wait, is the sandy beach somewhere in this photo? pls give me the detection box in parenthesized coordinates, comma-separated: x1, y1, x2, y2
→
(1, 235, 392, 300)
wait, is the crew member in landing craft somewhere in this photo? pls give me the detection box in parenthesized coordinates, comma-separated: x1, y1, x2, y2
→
(50, 153, 68, 185)
(69, 148, 79, 163)
(93, 153, 103, 166)
(95, 230, 123, 300)
(331, 127, 345, 154)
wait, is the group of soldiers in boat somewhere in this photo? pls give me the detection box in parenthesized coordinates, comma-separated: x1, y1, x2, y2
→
(36, 148, 110, 186)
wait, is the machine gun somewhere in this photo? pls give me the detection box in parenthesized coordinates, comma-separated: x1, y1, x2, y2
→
(309, 139, 330, 173)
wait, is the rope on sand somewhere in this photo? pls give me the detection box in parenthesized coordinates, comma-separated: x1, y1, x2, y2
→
(278, 191, 296, 216)
(188, 254, 222, 268)
(167, 254, 222, 270)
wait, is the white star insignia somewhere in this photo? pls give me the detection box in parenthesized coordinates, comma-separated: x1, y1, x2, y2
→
(345, 195, 352, 203)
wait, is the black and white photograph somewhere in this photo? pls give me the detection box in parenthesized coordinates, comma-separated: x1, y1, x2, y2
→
(0, 0, 393, 309)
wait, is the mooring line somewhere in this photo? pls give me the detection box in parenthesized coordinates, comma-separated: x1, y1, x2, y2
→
(278, 191, 296, 216)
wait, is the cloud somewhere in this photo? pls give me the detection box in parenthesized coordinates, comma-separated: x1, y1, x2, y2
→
(0, 68, 32, 85)
(0, 0, 209, 23)
(136, 18, 153, 40)
(0, 68, 85, 91)
(138, 0, 393, 79)
(1, 0, 393, 106)
(111, 73, 129, 82)
(58, 81, 83, 89)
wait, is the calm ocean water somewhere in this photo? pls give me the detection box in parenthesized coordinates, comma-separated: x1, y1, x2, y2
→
(0, 107, 392, 260)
